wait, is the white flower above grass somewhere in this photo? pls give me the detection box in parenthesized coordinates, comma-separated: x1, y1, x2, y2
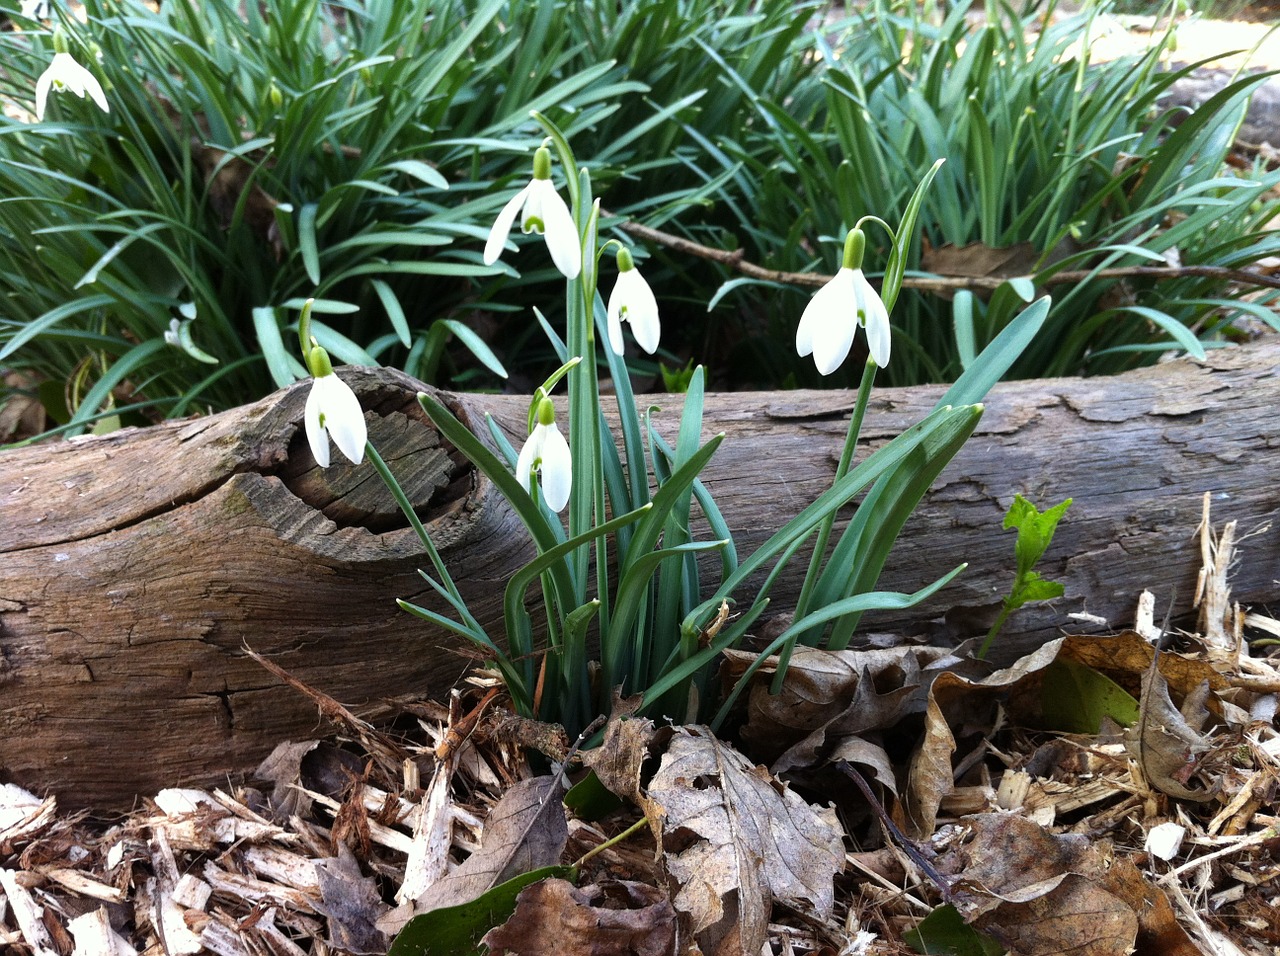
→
(517, 397, 571, 512)
(35, 52, 109, 122)
(20, 0, 51, 21)
(483, 146, 581, 280)
(304, 347, 367, 468)
(796, 228, 891, 374)
(606, 246, 660, 356)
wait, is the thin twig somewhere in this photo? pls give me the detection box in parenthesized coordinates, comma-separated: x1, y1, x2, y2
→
(612, 216, 1280, 294)
(836, 761, 954, 904)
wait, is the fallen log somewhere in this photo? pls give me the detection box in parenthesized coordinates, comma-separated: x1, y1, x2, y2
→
(2, 341, 1278, 809)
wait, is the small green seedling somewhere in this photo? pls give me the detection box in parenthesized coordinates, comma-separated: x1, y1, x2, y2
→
(977, 494, 1072, 660)
(660, 358, 697, 394)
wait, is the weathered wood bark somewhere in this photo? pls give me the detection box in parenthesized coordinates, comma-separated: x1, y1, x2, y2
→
(2, 342, 1278, 809)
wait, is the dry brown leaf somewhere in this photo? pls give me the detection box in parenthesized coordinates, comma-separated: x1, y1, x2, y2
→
(1101, 856, 1202, 956)
(729, 646, 962, 771)
(904, 686, 958, 839)
(581, 711, 656, 806)
(904, 633, 1232, 833)
(638, 726, 845, 956)
(482, 878, 677, 956)
(412, 774, 568, 914)
(919, 239, 1042, 279)
(1127, 658, 1217, 802)
(941, 814, 1138, 956)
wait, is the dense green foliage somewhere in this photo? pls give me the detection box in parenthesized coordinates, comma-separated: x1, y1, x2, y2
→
(0, 0, 1275, 438)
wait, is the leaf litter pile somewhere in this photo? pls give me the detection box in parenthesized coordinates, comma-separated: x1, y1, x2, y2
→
(2, 496, 1279, 956)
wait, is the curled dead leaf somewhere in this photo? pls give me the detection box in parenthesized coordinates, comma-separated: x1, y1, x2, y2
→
(940, 814, 1138, 956)
(482, 878, 677, 956)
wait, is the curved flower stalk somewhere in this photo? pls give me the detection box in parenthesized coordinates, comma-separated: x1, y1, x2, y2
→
(35, 51, 109, 121)
(606, 246, 660, 356)
(796, 228, 890, 374)
(483, 145, 581, 280)
(517, 395, 572, 512)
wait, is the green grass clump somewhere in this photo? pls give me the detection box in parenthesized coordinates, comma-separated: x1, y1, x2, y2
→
(0, 0, 1276, 439)
(678, 0, 1280, 386)
(0, 0, 818, 434)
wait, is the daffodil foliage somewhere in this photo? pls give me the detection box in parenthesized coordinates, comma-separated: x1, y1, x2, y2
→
(364, 118, 1051, 736)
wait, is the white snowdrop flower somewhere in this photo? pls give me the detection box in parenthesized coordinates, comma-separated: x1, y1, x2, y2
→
(516, 398, 571, 512)
(35, 51, 109, 121)
(304, 346, 366, 468)
(796, 228, 891, 374)
(483, 146, 580, 280)
(20, 0, 52, 21)
(606, 246, 660, 356)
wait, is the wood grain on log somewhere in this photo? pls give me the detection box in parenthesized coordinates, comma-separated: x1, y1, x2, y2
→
(2, 342, 1278, 809)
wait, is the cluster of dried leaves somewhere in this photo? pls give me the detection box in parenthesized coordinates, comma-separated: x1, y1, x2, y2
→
(1, 503, 1277, 956)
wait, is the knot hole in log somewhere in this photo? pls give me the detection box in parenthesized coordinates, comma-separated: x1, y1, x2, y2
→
(273, 384, 474, 534)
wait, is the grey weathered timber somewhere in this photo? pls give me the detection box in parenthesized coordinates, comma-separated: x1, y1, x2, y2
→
(1, 342, 1278, 809)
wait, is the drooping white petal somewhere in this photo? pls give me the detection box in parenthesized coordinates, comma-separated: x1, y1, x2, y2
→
(515, 426, 541, 495)
(526, 179, 581, 280)
(82, 67, 109, 115)
(797, 268, 858, 376)
(853, 269, 892, 367)
(34, 66, 54, 122)
(305, 373, 367, 467)
(537, 422, 572, 512)
(483, 183, 531, 266)
(608, 268, 660, 355)
(319, 374, 368, 464)
(304, 380, 331, 469)
(606, 307, 626, 357)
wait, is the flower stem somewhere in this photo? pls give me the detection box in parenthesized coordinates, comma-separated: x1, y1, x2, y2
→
(573, 816, 650, 868)
(781, 359, 878, 685)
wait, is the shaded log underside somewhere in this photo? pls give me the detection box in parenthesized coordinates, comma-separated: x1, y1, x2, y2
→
(1, 342, 1278, 809)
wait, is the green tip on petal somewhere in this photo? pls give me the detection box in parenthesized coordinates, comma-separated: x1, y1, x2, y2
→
(532, 146, 552, 182)
(842, 229, 865, 271)
(616, 246, 635, 272)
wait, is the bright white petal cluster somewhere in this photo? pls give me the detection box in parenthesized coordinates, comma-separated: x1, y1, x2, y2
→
(484, 178, 581, 280)
(516, 420, 572, 512)
(607, 266, 660, 356)
(796, 267, 891, 374)
(305, 372, 367, 468)
(35, 52, 109, 122)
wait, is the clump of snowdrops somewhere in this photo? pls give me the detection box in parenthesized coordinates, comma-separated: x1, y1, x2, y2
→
(300, 114, 1051, 738)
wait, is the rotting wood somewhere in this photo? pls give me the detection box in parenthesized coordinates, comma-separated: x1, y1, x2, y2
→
(1, 341, 1278, 809)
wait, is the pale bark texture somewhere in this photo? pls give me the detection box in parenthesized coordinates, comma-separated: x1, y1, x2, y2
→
(1, 342, 1277, 809)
